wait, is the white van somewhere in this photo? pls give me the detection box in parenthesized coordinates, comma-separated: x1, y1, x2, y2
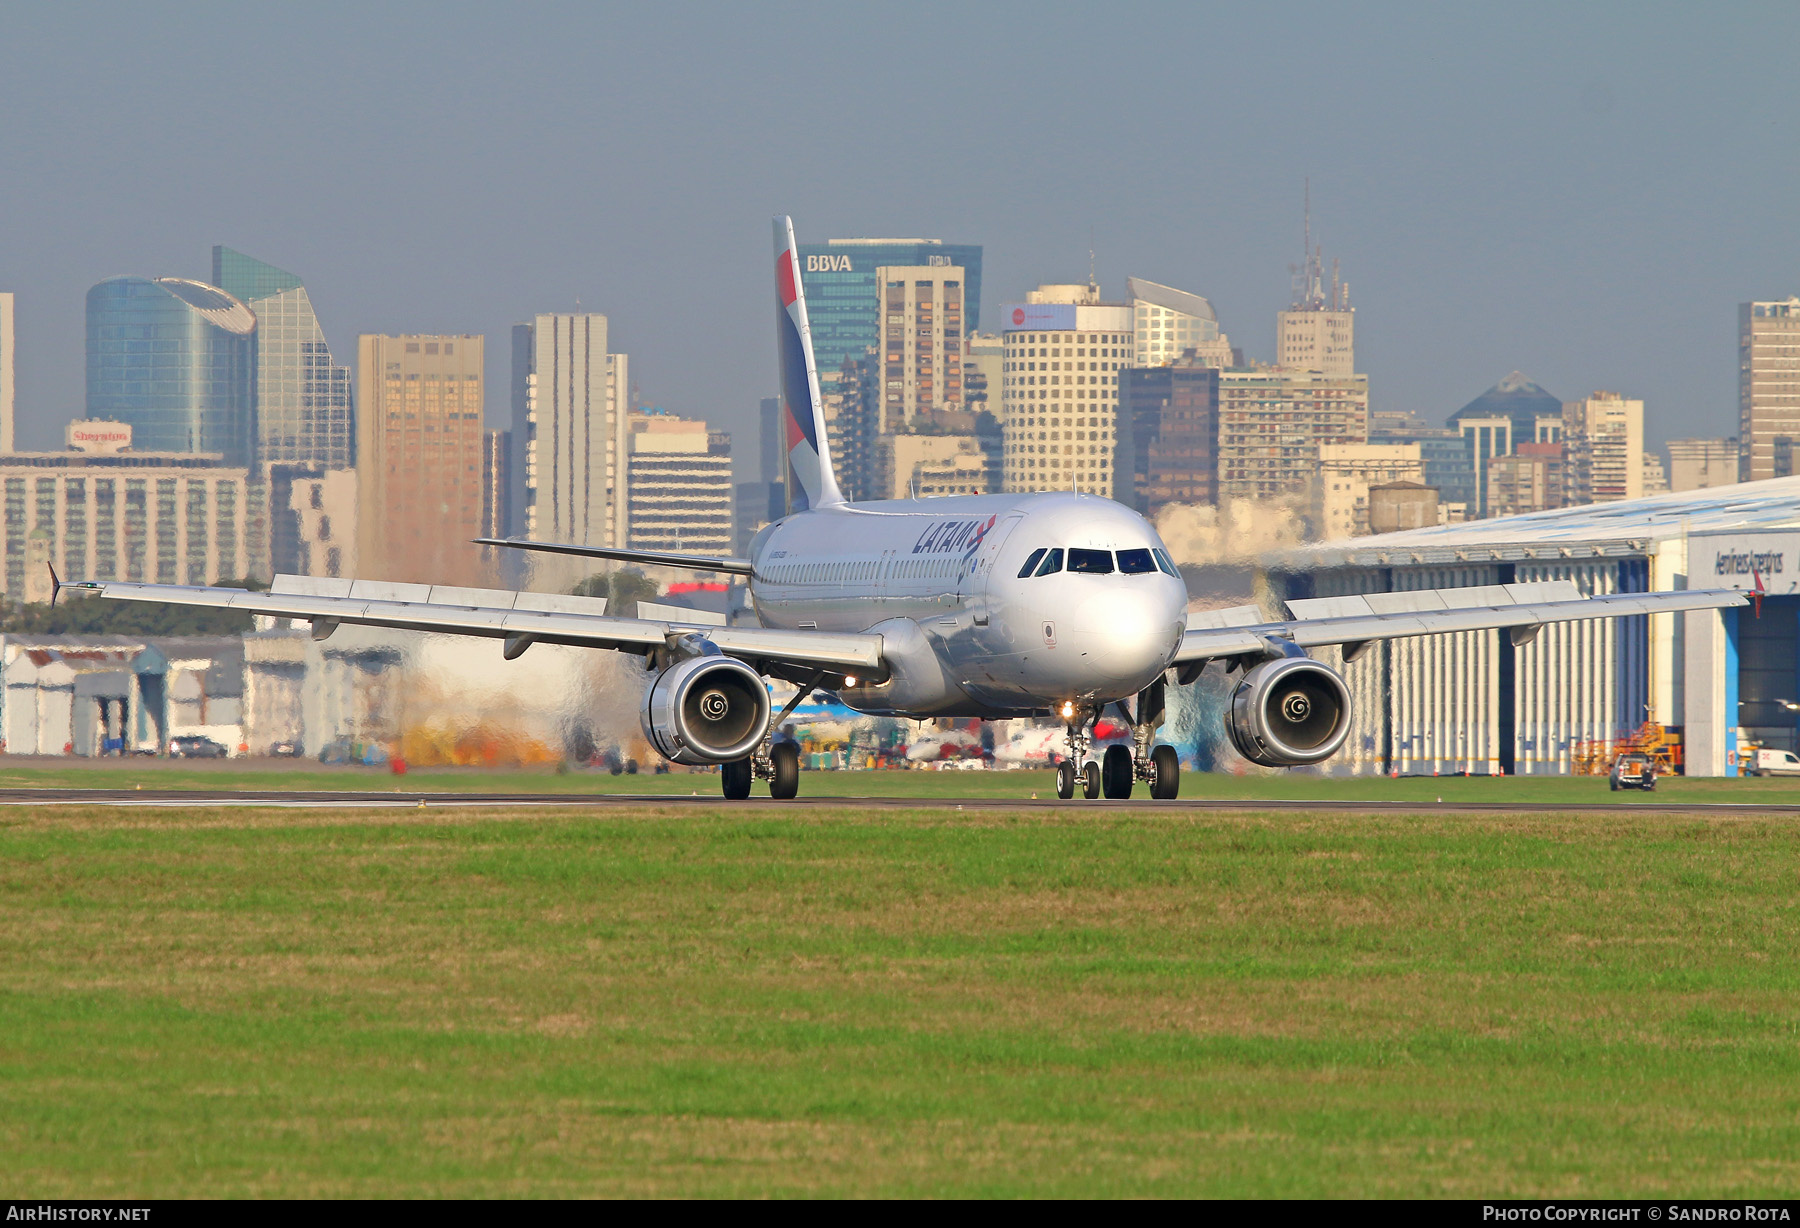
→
(1750, 748, 1800, 777)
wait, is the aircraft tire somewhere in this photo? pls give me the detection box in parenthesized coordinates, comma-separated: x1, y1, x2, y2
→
(1056, 760, 1077, 800)
(721, 757, 752, 800)
(1102, 745, 1134, 800)
(1082, 761, 1102, 799)
(1149, 745, 1180, 800)
(770, 743, 800, 800)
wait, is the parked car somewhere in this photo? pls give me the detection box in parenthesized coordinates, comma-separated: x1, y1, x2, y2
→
(1609, 751, 1656, 791)
(268, 740, 302, 758)
(1747, 748, 1800, 777)
(169, 735, 229, 759)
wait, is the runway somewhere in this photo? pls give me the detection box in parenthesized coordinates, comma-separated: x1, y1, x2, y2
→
(6, 786, 1800, 815)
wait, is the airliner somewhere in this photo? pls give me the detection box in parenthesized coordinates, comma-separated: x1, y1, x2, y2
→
(69, 217, 1746, 801)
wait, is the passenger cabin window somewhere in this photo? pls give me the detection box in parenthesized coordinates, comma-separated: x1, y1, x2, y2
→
(1034, 548, 1064, 577)
(1117, 548, 1156, 574)
(1068, 548, 1114, 575)
(1018, 548, 1046, 578)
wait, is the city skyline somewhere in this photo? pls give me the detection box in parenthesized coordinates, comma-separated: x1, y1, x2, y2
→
(2, 5, 1796, 455)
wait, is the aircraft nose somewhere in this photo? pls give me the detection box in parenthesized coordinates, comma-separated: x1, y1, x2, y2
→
(1070, 589, 1180, 686)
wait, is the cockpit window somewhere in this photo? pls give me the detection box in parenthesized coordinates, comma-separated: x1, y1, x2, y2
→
(1067, 548, 1114, 575)
(1017, 547, 1047, 578)
(1152, 548, 1179, 577)
(1117, 548, 1155, 574)
(1034, 548, 1064, 577)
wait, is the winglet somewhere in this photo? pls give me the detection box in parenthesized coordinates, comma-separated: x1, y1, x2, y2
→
(48, 562, 61, 608)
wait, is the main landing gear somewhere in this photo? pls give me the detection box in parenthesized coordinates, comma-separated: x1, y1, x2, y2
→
(1054, 681, 1182, 801)
(721, 735, 802, 801)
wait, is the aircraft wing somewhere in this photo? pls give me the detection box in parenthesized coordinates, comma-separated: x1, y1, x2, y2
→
(70, 575, 883, 674)
(475, 537, 755, 576)
(1173, 581, 1748, 665)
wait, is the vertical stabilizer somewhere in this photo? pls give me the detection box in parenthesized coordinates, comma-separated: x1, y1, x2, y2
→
(773, 216, 844, 512)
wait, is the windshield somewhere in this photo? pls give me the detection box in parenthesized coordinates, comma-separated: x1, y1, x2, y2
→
(1117, 548, 1156, 574)
(1067, 548, 1114, 575)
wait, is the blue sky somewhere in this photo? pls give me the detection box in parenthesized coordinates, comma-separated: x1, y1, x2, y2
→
(2, 2, 1795, 450)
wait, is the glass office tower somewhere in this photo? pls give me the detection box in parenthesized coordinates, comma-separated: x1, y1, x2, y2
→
(214, 246, 354, 469)
(795, 239, 982, 386)
(86, 277, 256, 465)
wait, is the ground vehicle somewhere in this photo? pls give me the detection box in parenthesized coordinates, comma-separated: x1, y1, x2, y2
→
(269, 740, 301, 757)
(1610, 751, 1656, 790)
(169, 735, 228, 759)
(1748, 748, 1800, 777)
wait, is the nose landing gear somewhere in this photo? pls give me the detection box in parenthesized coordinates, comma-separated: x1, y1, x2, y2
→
(1053, 680, 1183, 802)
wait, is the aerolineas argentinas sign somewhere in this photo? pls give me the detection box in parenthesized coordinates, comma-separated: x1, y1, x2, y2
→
(1690, 530, 1800, 592)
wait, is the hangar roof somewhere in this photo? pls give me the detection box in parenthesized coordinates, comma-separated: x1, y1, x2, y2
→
(1279, 475, 1800, 569)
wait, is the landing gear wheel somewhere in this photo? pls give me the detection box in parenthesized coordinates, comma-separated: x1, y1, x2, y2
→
(721, 757, 752, 800)
(770, 742, 800, 800)
(1082, 761, 1102, 799)
(1102, 745, 1134, 800)
(1056, 760, 1077, 800)
(1149, 745, 1180, 800)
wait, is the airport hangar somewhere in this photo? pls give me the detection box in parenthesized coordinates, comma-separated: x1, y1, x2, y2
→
(1266, 476, 1800, 776)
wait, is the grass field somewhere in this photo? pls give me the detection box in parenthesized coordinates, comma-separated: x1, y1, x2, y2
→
(4, 801, 1800, 1196)
(7, 755, 1800, 805)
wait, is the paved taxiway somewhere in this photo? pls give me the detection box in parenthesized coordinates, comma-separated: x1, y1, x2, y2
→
(3, 787, 1800, 815)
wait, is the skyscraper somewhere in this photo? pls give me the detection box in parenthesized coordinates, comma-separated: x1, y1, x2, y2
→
(213, 246, 354, 470)
(873, 265, 967, 426)
(625, 411, 733, 555)
(0, 292, 14, 453)
(1739, 298, 1800, 481)
(1564, 392, 1645, 504)
(509, 314, 628, 554)
(86, 277, 256, 466)
(1118, 362, 1219, 516)
(355, 334, 486, 586)
(1215, 366, 1369, 503)
(1129, 278, 1232, 369)
(1277, 217, 1353, 375)
(796, 238, 982, 388)
(1000, 289, 1134, 495)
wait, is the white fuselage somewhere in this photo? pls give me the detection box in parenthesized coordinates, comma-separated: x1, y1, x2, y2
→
(746, 491, 1188, 718)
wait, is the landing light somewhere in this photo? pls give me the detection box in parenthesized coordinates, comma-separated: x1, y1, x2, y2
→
(843, 675, 858, 687)
(1060, 701, 1075, 719)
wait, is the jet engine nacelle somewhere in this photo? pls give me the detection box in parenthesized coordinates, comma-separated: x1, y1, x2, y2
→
(1226, 656, 1354, 767)
(640, 655, 771, 765)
